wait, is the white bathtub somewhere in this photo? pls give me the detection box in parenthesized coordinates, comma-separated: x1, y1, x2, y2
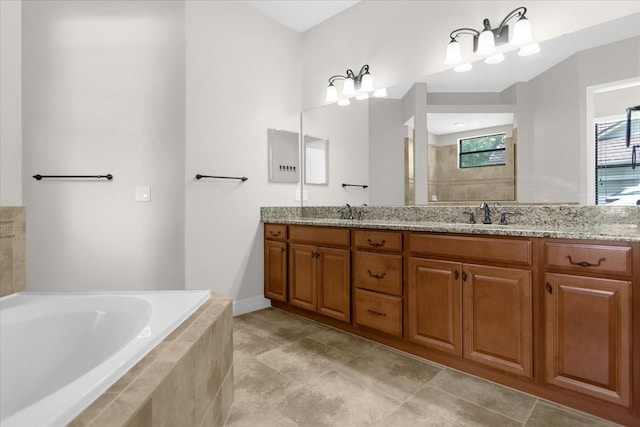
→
(0, 290, 211, 426)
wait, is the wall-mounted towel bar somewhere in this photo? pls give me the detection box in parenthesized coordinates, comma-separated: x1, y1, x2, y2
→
(342, 183, 368, 189)
(33, 174, 113, 181)
(196, 174, 248, 182)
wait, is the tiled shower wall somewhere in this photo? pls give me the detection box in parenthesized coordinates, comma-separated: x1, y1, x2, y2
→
(0, 206, 26, 297)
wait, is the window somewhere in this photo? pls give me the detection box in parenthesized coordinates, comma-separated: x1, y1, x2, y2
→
(459, 133, 506, 168)
(595, 117, 640, 205)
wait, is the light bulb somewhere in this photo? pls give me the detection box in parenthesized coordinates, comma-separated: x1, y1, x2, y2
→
(476, 29, 496, 55)
(454, 62, 472, 73)
(444, 39, 463, 65)
(337, 98, 351, 106)
(518, 42, 540, 56)
(485, 53, 505, 64)
(511, 16, 532, 46)
(326, 83, 338, 102)
(342, 77, 355, 96)
(360, 72, 374, 92)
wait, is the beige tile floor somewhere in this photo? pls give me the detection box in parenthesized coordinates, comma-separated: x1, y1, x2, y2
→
(226, 308, 618, 427)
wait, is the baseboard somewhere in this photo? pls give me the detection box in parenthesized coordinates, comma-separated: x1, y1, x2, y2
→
(233, 295, 271, 316)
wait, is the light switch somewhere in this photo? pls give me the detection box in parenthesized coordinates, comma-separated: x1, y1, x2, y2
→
(136, 186, 151, 202)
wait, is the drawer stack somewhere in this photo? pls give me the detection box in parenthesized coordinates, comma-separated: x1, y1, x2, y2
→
(353, 230, 403, 337)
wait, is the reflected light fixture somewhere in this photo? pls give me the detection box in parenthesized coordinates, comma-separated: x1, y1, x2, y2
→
(326, 64, 377, 103)
(444, 6, 538, 67)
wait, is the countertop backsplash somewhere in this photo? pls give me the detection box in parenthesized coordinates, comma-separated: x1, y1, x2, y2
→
(261, 204, 640, 228)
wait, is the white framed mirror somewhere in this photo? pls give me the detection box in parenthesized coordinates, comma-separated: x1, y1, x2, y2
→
(304, 135, 329, 185)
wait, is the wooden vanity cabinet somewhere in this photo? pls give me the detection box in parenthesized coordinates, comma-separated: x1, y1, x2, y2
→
(288, 226, 351, 323)
(353, 230, 403, 338)
(408, 233, 533, 378)
(263, 223, 639, 425)
(543, 241, 633, 407)
(264, 224, 287, 302)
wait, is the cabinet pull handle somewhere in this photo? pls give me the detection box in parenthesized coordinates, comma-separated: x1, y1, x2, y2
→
(546, 282, 553, 294)
(269, 231, 282, 237)
(367, 270, 386, 279)
(462, 271, 468, 281)
(367, 239, 386, 247)
(311, 251, 320, 258)
(367, 309, 386, 317)
(566, 255, 606, 268)
(454, 270, 459, 280)
(281, 247, 286, 253)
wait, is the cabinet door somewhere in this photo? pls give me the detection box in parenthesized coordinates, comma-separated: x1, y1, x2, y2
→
(408, 258, 462, 356)
(264, 240, 287, 302)
(289, 244, 317, 312)
(317, 247, 350, 322)
(463, 264, 532, 377)
(545, 273, 631, 407)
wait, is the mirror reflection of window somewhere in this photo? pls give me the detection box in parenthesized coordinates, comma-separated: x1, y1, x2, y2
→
(459, 133, 507, 168)
(595, 117, 640, 205)
(304, 136, 329, 185)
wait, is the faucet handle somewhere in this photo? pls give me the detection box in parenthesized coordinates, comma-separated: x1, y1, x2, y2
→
(463, 211, 476, 224)
(499, 211, 516, 225)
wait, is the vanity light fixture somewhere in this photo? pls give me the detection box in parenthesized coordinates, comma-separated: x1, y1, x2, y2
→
(326, 64, 376, 103)
(444, 6, 539, 69)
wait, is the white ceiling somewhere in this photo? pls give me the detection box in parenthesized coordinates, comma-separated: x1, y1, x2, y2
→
(243, 0, 360, 33)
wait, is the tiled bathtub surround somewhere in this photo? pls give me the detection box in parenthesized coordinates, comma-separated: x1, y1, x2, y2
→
(261, 205, 640, 242)
(0, 206, 26, 297)
(70, 294, 234, 427)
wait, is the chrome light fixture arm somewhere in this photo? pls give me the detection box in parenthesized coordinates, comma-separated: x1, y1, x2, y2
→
(449, 27, 480, 42)
(328, 65, 369, 87)
(496, 6, 527, 36)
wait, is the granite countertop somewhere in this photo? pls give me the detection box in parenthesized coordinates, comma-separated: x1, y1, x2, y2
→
(261, 206, 640, 243)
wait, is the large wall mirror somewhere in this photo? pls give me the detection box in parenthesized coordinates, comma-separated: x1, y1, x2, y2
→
(300, 13, 640, 207)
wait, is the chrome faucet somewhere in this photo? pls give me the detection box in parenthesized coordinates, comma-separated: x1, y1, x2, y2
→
(479, 202, 491, 224)
(340, 203, 353, 220)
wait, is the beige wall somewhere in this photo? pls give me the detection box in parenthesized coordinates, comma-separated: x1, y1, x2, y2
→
(0, 0, 22, 206)
(184, 1, 301, 305)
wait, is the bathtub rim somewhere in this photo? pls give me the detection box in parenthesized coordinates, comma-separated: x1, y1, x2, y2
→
(0, 289, 212, 426)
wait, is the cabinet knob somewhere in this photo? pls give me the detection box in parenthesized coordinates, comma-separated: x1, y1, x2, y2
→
(454, 270, 459, 280)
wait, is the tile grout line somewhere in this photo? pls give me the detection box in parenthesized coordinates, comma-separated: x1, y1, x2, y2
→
(421, 370, 534, 425)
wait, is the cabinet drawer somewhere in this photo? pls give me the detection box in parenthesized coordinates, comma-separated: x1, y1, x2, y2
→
(354, 251, 402, 296)
(354, 230, 403, 252)
(289, 225, 350, 247)
(264, 223, 287, 241)
(544, 242, 632, 276)
(355, 289, 402, 338)
(409, 233, 532, 266)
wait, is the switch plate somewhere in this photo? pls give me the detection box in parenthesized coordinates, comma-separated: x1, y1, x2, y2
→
(136, 186, 151, 202)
